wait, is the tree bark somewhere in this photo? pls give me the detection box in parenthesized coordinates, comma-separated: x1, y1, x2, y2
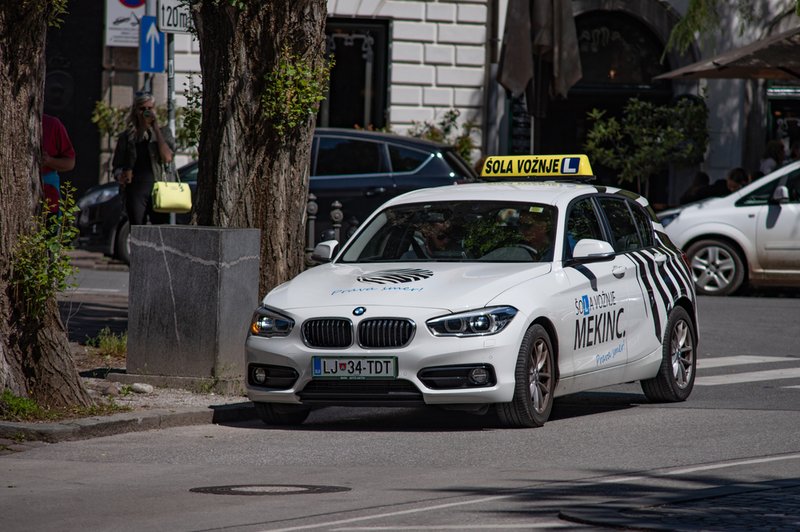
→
(193, 1, 327, 298)
(0, 2, 91, 407)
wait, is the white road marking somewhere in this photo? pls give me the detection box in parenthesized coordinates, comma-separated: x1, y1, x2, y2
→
(599, 453, 800, 484)
(334, 524, 573, 530)
(261, 495, 511, 532)
(698, 355, 797, 369)
(695, 367, 800, 386)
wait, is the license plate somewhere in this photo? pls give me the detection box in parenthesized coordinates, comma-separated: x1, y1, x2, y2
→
(312, 357, 397, 379)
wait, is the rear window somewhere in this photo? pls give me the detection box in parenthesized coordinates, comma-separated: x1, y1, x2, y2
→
(389, 145, 431, 172)
(316, 137, 382, 175)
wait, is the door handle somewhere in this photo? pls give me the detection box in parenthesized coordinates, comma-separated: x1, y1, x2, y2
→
(365, 187, 386, 197)
(654, 253, 667, 266)
(612, 265, 626, 279)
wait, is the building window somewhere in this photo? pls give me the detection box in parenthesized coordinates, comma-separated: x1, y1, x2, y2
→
(320, 18, 390, 130)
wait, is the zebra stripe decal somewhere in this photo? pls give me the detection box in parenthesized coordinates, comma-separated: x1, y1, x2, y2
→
(628, 244, 695, 341)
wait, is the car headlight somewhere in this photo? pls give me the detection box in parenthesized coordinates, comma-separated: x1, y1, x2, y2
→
(427, 306, 517, 337)
(77, 187, 119, 210)
(249, 306, 294, 338)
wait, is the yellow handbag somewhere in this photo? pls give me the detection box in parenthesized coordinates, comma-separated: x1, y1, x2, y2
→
(152, 180, 192, 213)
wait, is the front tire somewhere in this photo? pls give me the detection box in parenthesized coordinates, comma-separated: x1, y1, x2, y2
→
(254, 402, 311, 426)
(496, 324, 555, 428)
(641, 306, 696, 402)
(686, 239, 745, 296)
(115, 221, 131, 265)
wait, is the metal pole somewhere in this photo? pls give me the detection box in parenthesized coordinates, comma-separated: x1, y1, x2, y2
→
(168, 32, 176, 224)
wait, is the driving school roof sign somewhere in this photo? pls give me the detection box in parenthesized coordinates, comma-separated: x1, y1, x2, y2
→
(481, 155, 594, 179)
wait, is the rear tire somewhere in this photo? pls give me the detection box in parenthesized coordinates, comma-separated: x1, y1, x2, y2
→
(641, 306, 696, 402)
(496, 324, 555, 428)
(685, 239, 745, 296)
(115, 221, 131, 265)
(254, 402, 311, 426)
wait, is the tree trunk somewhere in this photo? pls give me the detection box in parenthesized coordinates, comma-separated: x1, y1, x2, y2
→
(0, 3, 91, 408)
(192, 1, 327, 298)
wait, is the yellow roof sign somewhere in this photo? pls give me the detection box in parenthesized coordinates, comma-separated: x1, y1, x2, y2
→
(481, 155, 594, 179)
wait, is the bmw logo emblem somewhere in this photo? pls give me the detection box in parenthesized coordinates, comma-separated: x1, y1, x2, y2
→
(353, 307, 366, 316)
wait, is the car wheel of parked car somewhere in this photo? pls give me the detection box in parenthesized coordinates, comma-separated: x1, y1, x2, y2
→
(496, 324, 555, 428)
(254, 402, 311, 426)
(115, 221, 131, 265)
(641, 306, 696, 403)
(685, 239, 745, 296)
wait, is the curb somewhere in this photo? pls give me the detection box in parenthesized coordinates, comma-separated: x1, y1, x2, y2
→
(0, 402, 257, 443)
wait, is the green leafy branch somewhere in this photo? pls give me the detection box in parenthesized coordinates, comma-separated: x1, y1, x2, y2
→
(583, 97, 709, 194)
(408, 109, 478, 164)
(11, 183, 79, 320)
(262, 46, 332, 139)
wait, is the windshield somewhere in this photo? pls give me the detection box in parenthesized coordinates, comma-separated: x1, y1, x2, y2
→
(338, 201, 557, 263)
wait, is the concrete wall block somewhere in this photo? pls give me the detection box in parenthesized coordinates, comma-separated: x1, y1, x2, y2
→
(392, 64, 436, 84)
(455, 88, 483, 107)
(437, 66, 485, 87)
(438, 23, 486, 45)
(394, 21, 437, 42)
(174, 53, 200, 72)
(424, 44, 455, 65)
(328, 0, 359, 16)
(393, 42, 424, 62)
(457, 3, 487, 23)
(376, 0, 424, 20)
(423, 87, 454, 106)
(353, 0, 381, 16)
(426, 3, 456, 22)
(456, 46, 485, 66)
(391, 85, 423, 105)
(173, 34, 193, 53)
(391, 106, 436, 123)
(128, 226, 261, 380)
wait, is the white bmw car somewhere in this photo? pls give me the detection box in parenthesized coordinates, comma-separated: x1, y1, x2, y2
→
(246, 155, 698, 428)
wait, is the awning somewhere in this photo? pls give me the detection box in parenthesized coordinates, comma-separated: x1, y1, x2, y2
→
(655, 26, 800, 81)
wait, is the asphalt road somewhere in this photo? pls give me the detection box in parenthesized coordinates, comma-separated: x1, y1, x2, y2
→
(3, 279, 800, 531)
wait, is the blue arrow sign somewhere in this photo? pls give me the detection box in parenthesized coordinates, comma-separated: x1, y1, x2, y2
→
(139, 15, 165, 73)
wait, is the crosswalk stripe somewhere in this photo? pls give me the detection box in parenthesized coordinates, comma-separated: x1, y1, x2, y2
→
(699, 356, 797, 369)
(695, 367, 800, 386)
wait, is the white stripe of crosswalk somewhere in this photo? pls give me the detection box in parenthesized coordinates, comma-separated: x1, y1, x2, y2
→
(695, 367, 800, 386)
(698, 356, 797, 369)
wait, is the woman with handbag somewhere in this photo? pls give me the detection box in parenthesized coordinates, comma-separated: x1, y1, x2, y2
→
(112, 91, 176, 226)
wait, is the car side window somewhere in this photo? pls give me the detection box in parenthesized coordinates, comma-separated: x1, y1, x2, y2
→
(630, 202, 655, 248)
(316, 137, 382, 175)
(389, 145, 431, 173)
(598, 197, 642, 252)
(786, 172, 800, 203)
(736, 178, 779, 206)
(564, 198, 603, 259)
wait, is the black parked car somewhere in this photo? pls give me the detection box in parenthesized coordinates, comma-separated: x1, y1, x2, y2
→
(76, 128, 477, 264)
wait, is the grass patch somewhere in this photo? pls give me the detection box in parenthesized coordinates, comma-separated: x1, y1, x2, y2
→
(0, 389, 131, 422)
(86, 327, 127, 359)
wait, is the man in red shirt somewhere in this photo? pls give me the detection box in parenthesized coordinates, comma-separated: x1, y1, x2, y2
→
(41, 114, 76, 214)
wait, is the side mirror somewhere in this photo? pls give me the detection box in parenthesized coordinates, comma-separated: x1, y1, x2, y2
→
(572, 239, 616, 263)
(771, 185, 790, 204)
(311, 240, 339, 263)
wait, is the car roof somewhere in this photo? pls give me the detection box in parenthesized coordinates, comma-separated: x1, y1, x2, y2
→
(314, 127, 453, 150)
(381, 180, 613, 209)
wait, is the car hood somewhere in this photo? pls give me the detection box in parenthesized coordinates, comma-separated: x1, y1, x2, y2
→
(264, 262, 551, 312)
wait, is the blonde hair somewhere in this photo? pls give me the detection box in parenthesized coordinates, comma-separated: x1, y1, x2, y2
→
(125, 92, 156, 139)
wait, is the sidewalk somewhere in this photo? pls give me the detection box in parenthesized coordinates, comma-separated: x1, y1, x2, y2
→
(0, 251, 256, 447)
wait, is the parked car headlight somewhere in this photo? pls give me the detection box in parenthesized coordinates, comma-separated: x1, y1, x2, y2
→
(427, 306, 517, 337)
(77, 187, 119, 210)
(249, 307, 294, 338)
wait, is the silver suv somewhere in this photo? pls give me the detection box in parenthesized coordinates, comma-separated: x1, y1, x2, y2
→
(659, 160, 800, 295)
